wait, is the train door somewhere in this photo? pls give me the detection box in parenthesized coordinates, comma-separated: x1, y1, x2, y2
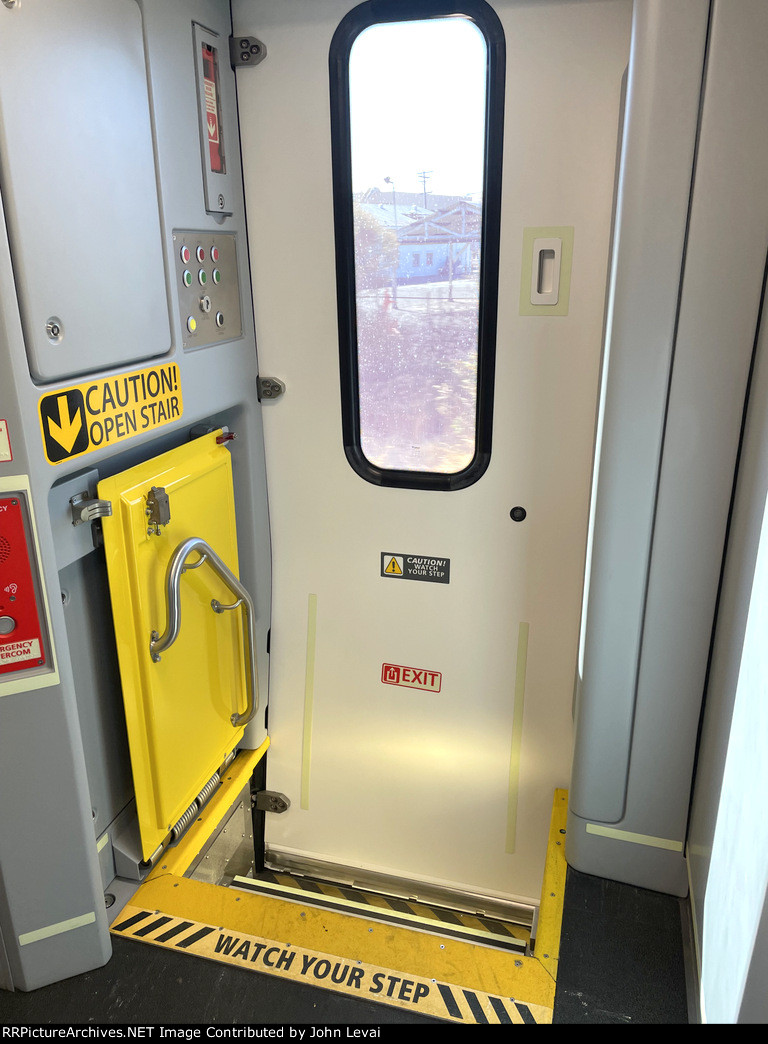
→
(235, 0, 632, 907)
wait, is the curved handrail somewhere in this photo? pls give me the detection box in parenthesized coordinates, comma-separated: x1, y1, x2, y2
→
(149, 536, 258, 728)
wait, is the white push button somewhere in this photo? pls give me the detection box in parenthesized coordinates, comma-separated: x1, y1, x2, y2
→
(0, 616, 17, 636)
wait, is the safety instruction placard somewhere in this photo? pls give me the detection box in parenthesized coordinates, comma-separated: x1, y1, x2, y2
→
(38, 363, 182, 464)
(381, 552, 450, 584)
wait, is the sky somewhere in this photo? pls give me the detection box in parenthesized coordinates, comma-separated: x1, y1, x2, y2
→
(349, 17, 487, 199)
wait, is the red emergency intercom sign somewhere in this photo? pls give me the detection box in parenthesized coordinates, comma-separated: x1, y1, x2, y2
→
(0, 497, 47, 675)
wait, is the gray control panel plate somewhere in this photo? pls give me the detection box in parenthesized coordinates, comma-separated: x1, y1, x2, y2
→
(173, 230, 242, 349)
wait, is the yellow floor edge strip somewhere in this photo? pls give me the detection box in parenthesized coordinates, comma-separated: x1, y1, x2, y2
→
(116, 876, 553, 1024)
(118, 785, 566, 1024)
(534, 788, 568, 980)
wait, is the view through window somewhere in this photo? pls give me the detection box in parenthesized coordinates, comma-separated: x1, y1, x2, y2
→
(349, 16, 489, 475)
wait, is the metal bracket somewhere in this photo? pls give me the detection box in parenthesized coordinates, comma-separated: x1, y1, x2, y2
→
(253, 790, 291, 814)
(146, 486, 171, 535)
(258, 377, 285, 401)
(70, 491, 112, 527)
(230, 35, 267, 68)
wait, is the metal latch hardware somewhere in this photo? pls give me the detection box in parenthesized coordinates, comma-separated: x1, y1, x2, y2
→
(258, 377, 285, 401)
(230, 35, 267, 68)
(146, 486, 171, 535)
(253, 790, 291, 814)
(70, 491, 112, 526)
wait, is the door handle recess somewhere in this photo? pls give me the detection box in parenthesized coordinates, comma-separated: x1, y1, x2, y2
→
(149, 536, 258, 728)
(530, 237, 562, 305)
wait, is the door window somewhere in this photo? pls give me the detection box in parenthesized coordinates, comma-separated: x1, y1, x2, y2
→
(330, 1, 505, 490)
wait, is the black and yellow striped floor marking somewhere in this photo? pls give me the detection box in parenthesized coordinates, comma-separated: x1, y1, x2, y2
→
(236, 873, 530, 953)
(112, 904, 551, 1024)
(115, 755, 564, 1026)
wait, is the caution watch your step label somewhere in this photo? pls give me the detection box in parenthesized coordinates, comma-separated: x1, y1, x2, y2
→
(381, 552, 450, 584)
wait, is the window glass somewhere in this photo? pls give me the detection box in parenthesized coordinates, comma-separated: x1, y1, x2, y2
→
(349, 17, 488, 475)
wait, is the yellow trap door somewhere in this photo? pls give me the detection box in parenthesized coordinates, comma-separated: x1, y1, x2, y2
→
(98, 432, 250, 861)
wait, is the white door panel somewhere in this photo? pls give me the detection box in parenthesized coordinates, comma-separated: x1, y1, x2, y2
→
(235, 0, 631, 905)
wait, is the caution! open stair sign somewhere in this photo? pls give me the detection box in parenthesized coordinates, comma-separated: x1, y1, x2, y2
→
(38, 363, 183, 464)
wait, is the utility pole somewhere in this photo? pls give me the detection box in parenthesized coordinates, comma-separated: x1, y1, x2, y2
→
(417, 170, 432, 214)
(383, 176, 398, 309)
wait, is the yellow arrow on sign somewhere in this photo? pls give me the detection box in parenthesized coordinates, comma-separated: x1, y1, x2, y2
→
(47, 395, 83, 454)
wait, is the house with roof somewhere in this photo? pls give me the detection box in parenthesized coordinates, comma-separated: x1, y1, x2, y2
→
(396, 199, 481, 283)
(356, 195, 482, 285)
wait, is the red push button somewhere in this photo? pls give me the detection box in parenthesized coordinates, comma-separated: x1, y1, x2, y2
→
(179, 245, 191, 264)
(211, 246, 220, 263)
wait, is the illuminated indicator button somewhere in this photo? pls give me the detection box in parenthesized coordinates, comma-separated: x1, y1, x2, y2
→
(212, 269, 221, 284)
(196, 246, 205, 263)
(182, 270, 193, 287)
(0, 616, 16, 636)
(215, 312, 225, 328)
(179, 245, 191, 264)
(186, 316, 197, 334)
(198, 269, 207, 286)
(211, 246, 220, 263)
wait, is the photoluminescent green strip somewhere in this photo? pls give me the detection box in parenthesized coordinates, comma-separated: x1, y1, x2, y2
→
(301, 594, 318, 810)
(19, 911, 96, 946)
(506, 622, 529, 853)
(586, 823, 683, 852)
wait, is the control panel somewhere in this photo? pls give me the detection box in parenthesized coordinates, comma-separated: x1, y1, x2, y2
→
(173, 230, 242, 350)
(0, 495, 49, 677)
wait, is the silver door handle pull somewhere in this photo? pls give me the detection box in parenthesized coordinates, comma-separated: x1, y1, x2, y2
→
(149, 536, 259, 728)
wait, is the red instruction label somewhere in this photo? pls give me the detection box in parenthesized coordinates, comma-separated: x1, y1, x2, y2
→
(381, 662, 442, 693)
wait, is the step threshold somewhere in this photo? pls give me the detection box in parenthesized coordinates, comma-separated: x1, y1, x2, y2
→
(232, 874, 529, 955)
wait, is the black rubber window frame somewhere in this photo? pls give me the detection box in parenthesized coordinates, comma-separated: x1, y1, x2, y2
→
(329, 0, 506, 491)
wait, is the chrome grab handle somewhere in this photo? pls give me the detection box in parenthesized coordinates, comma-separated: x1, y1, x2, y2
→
(149, 536, 258, 728)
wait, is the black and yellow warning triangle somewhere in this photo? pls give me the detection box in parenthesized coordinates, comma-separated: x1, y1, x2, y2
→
(385, 556, 403, 575)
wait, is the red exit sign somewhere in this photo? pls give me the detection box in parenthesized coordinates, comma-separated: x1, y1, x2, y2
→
(381, 662, 442, 693)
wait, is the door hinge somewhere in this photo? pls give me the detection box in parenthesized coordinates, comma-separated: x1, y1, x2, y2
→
(258, 377, 285, 401)
(230, 35, 267, 69)
(253, 790, 290, 814)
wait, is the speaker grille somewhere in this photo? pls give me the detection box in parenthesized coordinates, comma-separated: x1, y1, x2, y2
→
(0, 536, 11, 563)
